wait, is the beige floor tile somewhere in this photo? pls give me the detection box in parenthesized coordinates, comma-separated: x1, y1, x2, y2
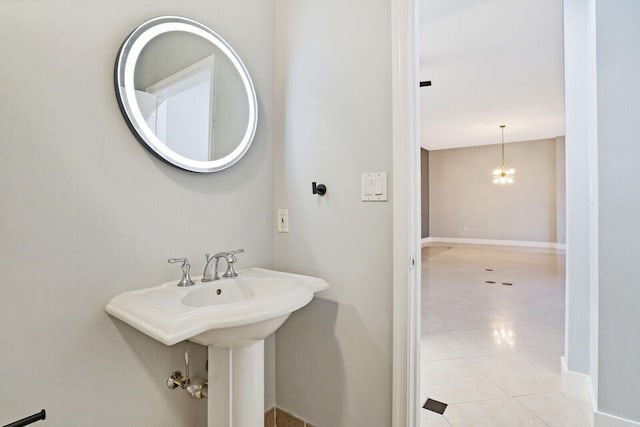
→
(522, 349, 564, 375)
(421, 244, 569, 425)
(516, 325, 565, 352)
(433, 329, 519, 357)
(444, 398, 547, 427)
(420, 408, 451, 427)
(467, 353, 562, 396)
(430, 322, 563, 356)
(421, 334, 460, 362)
(421, 359, 508, 404)
(516, 392, 592, 427)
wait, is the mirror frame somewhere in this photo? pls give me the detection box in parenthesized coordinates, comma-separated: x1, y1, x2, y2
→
(114, 16, 258, 173)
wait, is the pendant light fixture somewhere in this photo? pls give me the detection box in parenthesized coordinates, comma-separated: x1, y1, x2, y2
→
(492, 124, 515, 184)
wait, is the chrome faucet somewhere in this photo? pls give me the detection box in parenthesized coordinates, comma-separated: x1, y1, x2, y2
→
(202, 249, 244, 282)
(168, 257, 196, 287)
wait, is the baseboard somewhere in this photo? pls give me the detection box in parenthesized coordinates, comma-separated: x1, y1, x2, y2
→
(561, 356, 592, 400)
(595, 412, 640, 427)
(561, 357, 595, 427)
(561, 357, 640, 427)
(422, 236, 566, 250)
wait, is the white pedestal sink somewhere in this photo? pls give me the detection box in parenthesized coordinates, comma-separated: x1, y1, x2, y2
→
(207, 342, 265, 426)
(106, 268, 329, 427)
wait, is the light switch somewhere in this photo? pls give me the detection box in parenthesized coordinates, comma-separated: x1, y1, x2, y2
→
(361, 172, 388, 201)
(364, 176, 373, 195)
(374, 175, 383, 195)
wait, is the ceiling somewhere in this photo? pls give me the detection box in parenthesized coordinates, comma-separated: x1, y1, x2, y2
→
(419, 0, 565, 150)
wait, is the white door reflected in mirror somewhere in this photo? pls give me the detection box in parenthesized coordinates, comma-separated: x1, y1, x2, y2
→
(137, 56, 215, 161)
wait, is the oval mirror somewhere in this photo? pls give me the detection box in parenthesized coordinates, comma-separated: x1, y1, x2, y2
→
(115, 16, 258, 173)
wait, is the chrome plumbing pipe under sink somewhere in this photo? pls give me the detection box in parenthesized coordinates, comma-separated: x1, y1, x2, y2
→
(166, 341, 207, 399)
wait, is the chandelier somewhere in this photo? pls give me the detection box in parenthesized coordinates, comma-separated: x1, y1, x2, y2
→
(492, 125, 515, 184)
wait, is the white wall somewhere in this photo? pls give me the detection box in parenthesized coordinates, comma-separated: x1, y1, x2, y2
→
(563, 0, 592, 377)
(429, 138, 565, 243)
(0, 1, 275, 425)
(555, 137, 566, 244)
(564, 0, 640, 424)
(595, 0, 640, 421)
(272, 0, 393, 425)
(135, 32, 214, 89)
(421, 148, 430, 238)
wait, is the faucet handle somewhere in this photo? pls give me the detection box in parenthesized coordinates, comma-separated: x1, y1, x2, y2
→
(223, 249, 244, 278)
(226, 249, 244, 264)
(168, 258, 196, 287)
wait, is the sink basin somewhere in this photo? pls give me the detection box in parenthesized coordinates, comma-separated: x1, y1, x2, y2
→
(106, 267, 328, 427)
(106, 267, 329, 347)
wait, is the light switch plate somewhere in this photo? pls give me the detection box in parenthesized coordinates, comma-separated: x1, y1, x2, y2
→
(361, 172, 388, 201)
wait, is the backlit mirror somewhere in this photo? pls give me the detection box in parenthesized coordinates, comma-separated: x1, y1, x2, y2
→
(115, 16, 258, 173)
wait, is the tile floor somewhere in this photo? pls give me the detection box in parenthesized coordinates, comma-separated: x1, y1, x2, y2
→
(420, 244, 591, 427)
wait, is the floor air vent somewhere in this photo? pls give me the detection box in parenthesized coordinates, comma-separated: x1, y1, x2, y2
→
(423, 398, 448, 414)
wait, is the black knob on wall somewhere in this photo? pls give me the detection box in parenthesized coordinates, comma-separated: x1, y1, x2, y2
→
(312, 182, 327, 196)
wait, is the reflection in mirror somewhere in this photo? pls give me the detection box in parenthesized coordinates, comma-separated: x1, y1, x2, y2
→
(115, 17, 257, 173)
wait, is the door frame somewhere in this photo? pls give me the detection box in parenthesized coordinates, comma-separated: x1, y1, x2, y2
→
(391, 0, 421, 426)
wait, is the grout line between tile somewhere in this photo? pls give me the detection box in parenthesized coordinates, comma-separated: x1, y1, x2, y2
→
(444, 396, 512, 405)
(512, 394, 553, 427)
(458, 356, 513, 399)
(439, 413, 454, 427)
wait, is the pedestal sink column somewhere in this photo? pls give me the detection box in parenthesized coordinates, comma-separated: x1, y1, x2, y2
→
(208, 341, 264, 427)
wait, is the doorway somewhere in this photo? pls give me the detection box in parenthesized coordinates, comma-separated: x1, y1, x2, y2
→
(415, 1, 577, 425)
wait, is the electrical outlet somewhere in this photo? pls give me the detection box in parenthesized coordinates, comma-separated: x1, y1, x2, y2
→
(277, 209, 289, 233)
